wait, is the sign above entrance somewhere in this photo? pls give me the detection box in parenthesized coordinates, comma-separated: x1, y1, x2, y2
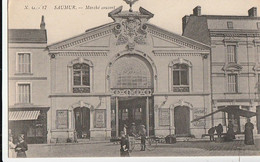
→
(111, 88, 152, 96)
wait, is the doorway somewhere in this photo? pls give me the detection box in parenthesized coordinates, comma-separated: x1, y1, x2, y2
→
(74, 107, 90, 139)
(174, 106, 190, 136)
(118, 97, 146, 134)
(111, 97, 154, 137)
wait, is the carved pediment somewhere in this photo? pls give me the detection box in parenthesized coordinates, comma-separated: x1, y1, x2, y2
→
(47, 23, 115, 51)
(222, 63, 242, 72)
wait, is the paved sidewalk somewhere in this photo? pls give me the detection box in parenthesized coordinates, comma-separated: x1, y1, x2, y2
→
(25, 139, 260, 157)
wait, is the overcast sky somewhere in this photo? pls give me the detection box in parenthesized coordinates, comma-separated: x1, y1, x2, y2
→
(8, 0, 260, 44)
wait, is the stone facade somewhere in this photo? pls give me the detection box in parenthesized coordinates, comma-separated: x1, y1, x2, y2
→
(47, 6, 210, 142)
(8, 16, 50, 144)
(183, 6, 260, 134)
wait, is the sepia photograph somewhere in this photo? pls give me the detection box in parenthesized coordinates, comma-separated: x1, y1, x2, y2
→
(3, 0, 260, 161)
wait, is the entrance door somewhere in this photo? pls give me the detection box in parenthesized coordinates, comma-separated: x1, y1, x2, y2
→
(118, 97, 146, 134)
(174, 106, 190, 136)
(74, 107, 90, 139)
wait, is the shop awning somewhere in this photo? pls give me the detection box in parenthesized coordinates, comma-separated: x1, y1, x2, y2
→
(9, 110, 40, 121)
(191, 106, 257, 123)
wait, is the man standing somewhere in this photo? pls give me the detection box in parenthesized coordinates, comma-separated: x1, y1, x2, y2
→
(216, 123, 223, 138)
(244, 118, 254, 145)
(139, 125, 146, 151)
(208, 127, 216, 141)
(129, 123, 137, 137)
(120, 131, 130, 157)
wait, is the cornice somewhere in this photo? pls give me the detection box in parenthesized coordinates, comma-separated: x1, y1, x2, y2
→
(47, 23, 115, 50)
(152, 50, 209, 57)
(49, 93, 112, 98)
(209, 30, 260, 37)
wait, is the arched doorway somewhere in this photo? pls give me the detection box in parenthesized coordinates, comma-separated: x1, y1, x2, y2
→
(74, 107, 90, 139)
(174, 106, 190, 136)
(109, 54, 154, 137)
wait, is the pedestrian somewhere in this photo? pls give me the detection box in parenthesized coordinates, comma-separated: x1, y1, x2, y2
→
(15, 134, 28, 158)
(129, 123, 137, 137)
(120, 131, 130, 157)
(139, 125, 146, 151)
(74, 130, 78, 143)
(225, 120, 235, 141)
(123, 124, 128, 136)
(244, 118, 254, 145)
(208, 126, 216, 141)
(216, 123, 223, 138)
(9, 136, 16, 158)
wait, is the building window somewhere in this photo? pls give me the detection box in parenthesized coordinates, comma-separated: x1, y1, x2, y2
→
(172, 64, 189, 92)
(227, 45, 237, 63)
(227, 74, 238, 93)
(18, 53, 31, 73)
(73, 63, 90, 93)
(17, 83, 31, 103)
(227, 21, 233, 29)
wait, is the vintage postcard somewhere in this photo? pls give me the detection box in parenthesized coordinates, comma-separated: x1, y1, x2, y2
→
(3, 0, 260, 161)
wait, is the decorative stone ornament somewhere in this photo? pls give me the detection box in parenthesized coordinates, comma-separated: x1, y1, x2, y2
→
(123, 0, 138, 12)
(109, 5, 154, 51)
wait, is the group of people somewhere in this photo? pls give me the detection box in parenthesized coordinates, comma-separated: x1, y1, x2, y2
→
(207, 119, 254, 145)
(208, 123, 224, 141)
(120, 123, 147, 157)
(9, 131, 28, 158)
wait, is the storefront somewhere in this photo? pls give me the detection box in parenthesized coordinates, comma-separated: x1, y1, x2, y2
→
(9, 107, 49, 144)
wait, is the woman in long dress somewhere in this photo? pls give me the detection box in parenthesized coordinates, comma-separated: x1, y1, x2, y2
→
(15, 134, 28, 158)
(9, 136, 16, 158)
(226, 120, 235, 141)
(244, 118, 254, 145)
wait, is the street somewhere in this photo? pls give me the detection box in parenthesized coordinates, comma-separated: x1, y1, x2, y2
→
(25, 139, 260, 158)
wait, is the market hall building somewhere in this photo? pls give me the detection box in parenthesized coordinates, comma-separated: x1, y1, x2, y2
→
(47, 6, 211, 142)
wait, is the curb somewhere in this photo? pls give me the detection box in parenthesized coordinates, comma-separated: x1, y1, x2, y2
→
(28, 141, 111, 147)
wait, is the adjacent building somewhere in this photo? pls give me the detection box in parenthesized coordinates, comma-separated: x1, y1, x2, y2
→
(183, 6, 260, 134)
(8, 16, 50, 144)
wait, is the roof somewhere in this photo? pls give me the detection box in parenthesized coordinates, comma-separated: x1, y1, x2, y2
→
(182, 16, 211, 45)
(183, 15, 260, 45)
(202, 15, 260, 20)
(9, 29, 47, 43)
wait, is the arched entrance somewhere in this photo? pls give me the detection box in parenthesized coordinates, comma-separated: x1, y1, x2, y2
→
(109, 54, 154, 137)
(174, 106, 190, 136)
(74, 107, 90, 139)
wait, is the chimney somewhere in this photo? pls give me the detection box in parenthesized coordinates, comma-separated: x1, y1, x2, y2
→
(40, 15, 45, 30)
(182, 15, 190, 33)
(248, 7, 257, 17)
(193, 6, 201, 16)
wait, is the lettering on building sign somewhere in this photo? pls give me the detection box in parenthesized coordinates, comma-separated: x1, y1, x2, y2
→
(193, 109, 206, 127)
(95, 109, 106, 128)
(56, 110, 68, 129)
(159, 109, 170, 126)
